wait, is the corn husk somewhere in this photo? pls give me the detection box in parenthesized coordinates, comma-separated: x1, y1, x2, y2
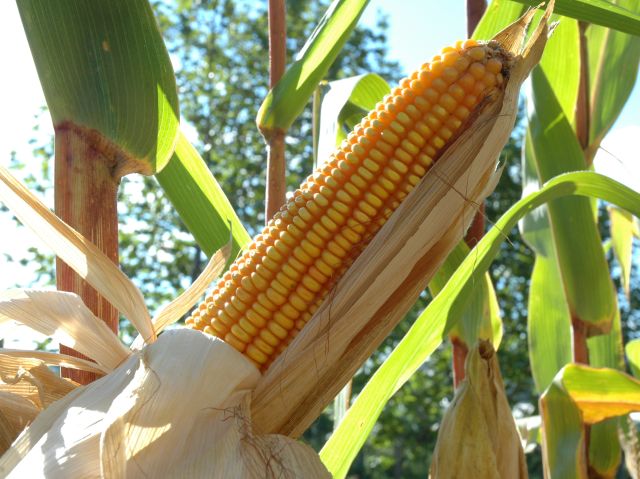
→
(0, 3, 552, 472)
(429, 340, 528, 478)
(0, 330, 329, 478)
(0, 160, 327, 475)
(251, 4, 553, 437)
(0, 347, 96, 455)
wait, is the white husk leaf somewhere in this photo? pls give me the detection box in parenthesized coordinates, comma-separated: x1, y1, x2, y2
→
(0, 349, 108, 375)
(0, 166, 155, 344)
(0, 330, 330, 478)
(0, 353, 80, 453)
(251, 5, 553, 437)
(0, 353, 76, 409)
(0, 290, 129, 371)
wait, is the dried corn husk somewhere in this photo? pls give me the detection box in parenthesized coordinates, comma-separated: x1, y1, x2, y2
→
(251, 3, 553, 437)
(0, 351, 91, 454)
(0, 161, 326, 475)
(0, 330, 329, 478)
(429, 340, 528, 478)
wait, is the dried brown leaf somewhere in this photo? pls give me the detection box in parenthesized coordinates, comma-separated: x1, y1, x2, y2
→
(0, 290, 129, 371)
(0, 167, 154, 343)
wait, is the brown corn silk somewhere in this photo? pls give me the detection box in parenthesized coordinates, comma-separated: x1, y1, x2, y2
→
(187, 39, 512, 370)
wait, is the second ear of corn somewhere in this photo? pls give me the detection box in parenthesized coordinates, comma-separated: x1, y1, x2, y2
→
(186, 39, 512, 371)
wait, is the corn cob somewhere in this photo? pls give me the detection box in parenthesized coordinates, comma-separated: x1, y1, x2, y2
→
(187, 39, 511, 371)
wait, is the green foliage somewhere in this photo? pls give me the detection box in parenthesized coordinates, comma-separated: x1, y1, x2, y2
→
(322, 170, 640, 477)
(7, 1, 640, 477)
(257, 0, 371, 136)
(156, 131, 251, 259)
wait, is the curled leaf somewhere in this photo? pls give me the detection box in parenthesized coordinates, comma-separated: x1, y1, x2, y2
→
(0, 290, 129, 371)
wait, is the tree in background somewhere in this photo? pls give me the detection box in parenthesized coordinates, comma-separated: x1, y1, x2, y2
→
(5, 2, 539, 477)
(7, 1, 638, 477)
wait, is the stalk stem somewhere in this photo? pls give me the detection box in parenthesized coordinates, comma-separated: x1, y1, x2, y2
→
(55, 125, 120, 385)
(452, 0, 488, 388)
(571, 316, 590, 365)
(574, 21, 593, 469)
(571, 315, 592, 472)
(265, 0, 287, 223)
(452, 338, 469, 388)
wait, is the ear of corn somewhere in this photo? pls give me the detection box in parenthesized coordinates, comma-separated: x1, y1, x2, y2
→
(186, 39, 511, 371)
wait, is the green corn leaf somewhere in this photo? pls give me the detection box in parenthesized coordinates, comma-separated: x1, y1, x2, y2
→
(528, 67, 616, 335)
(541, 364, 640, 479)
(513, 0, 640, 36)
(18, 0, 179, 174)
(520, 15, 578, 391)
(588, 303, 624, 371)
(473, 0, 527, 40)
(257, 0, 370, 137)
(320, 171, 640, 478)
(316, 73, 390, 165)
(540, 380, 586, 479)
(540, 14, 581, 123)
(520, 12, 579, 249)
(609, 206, 636, 297)
(520, 131, 552, 254)
(156, 131, 251, 260)
(521, 119, 571, 397)
(528, 252, 572, 393)
(429, 241, 502, 349)
(586, 0, 640, 161)
(625, 340, 640, 378)
(587, 304, 624, 477)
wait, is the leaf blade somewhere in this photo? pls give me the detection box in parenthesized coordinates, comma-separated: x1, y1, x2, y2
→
(256, 0, 370, 135)
(320, 171, 640, 477)
(155, 131, 251, 259)
(512, 0, 640, 35)
(18, 0, 179, 173)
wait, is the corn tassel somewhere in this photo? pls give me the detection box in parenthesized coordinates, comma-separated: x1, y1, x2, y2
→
(187, 39, 512, 370)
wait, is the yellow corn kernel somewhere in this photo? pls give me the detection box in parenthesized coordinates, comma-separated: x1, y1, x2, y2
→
(188, 39, 509, 371)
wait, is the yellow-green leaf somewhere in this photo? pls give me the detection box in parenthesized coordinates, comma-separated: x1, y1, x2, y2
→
(257, 0, 369, 136)
(609, 206, 635, 297)
(18, 0, 179, 174)
(155, 131, 251, 260)
(541, 365, 640, 478)
(625, 340, 640, 378)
